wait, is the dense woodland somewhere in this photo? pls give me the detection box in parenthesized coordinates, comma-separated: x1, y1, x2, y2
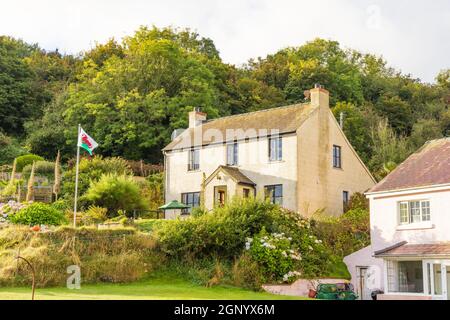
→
(1, 26, 449, 180)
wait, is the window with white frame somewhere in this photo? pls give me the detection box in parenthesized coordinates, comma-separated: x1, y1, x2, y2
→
(398, 200, 431, 225)
(387, 260, 423, 293)
(269, 137, 282, 162)
(226, 141, 238, 166)
(188, 148, 200, 171)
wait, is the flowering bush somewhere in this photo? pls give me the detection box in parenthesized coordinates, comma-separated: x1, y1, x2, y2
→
(246, 229, 302, 283)
(0, 200, 27, 223)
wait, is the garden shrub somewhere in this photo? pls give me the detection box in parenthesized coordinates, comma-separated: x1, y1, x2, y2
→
(22, 161, 55, 179)
(83, 174, 148, 217)
(246, 229, 302, 283)
(9, 202, 67, 226)
(156, 198, 333, 280)
(51, 199, 71, 212)
(156, 198, 280, 258)
(15, 154, 44, 172)
(231, 253, 264, 291)
(83, 206, 108, 224)
(62, 156, 131, 200)
(311, 208, 370, 257)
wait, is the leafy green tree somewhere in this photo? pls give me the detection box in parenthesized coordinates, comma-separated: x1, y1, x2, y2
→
(0, 37, 38, 134)
(332, 102, 371, 163)
(369, 119, 412, 180)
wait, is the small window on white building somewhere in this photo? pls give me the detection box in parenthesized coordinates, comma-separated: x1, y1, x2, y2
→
(188, 148, 200, 171)
(398, 200, 431, 225)
(269, 137, 282, 162)
(227, 141, 238, 166)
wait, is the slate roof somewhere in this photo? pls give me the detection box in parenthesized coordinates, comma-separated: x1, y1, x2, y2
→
(368, 138, 450, 193)
(163, 102, 317, 151)
(374, 242, 450, 257)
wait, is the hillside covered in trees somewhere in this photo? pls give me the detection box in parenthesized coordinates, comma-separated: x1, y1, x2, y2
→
(1, 26, 449, 180)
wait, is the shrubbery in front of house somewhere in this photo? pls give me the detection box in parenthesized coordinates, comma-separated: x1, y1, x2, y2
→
(246, 229, 302, 283)
(155, 198, 334, 283)
(9, 202, 67, 226)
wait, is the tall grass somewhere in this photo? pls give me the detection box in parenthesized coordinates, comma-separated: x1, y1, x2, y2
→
(0, 225, 163, 287)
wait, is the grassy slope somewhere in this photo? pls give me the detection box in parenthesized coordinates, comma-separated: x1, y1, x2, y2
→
(0, 276, 303, 300)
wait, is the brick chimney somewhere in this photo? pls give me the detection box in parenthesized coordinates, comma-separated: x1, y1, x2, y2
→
(189, 107, 207, 128)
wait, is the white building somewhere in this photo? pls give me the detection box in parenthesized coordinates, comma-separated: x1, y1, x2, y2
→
(162, 86, 375, 219)
(345, 138, 450, 300)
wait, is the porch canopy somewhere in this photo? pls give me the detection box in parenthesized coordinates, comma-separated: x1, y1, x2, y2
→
(375, 241, 450, 258)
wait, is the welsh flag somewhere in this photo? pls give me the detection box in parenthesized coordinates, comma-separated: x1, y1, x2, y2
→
(78, 127, 98, 156)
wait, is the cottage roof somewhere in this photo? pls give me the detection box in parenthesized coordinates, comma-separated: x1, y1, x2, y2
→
(163, 102, 317, 151)
(368, 138, 450, 193)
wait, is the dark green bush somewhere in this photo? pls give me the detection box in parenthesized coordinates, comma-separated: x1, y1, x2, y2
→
(15, 154, 45, 172)
(156, 198, 280, 258)
(156, 198, 333, 279)
(9, 202, 67, 226)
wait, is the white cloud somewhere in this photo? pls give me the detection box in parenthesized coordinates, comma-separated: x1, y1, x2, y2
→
(0, 0, 448, 82)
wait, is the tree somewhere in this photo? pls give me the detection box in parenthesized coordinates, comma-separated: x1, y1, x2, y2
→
(368, 119, 411, 180)
(332, 102, 372, 163)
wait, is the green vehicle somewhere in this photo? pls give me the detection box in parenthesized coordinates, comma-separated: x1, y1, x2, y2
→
(315, 283, 358, 300)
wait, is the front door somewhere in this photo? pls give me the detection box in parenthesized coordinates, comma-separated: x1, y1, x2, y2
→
(357, 267, 370, 300)
(214, 186, 227, 207)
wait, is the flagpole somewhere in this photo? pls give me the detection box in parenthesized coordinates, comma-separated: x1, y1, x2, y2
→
(73, 124, 81, 228)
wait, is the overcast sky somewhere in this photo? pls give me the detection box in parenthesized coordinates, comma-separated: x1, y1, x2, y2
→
(1, 0, 449, 83)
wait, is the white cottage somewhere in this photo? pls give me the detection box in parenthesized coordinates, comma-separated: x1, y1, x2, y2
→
(162, 86, 375, 219)
(345, 138, 450, 300)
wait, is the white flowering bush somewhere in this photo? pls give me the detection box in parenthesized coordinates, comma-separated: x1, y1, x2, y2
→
(0, 200, 27, 223)
(246, 229, 303, 283)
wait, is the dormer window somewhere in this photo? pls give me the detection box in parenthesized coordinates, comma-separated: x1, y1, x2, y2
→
(399, 200, 431, 225)
(227, 141, 238, 166)
(188, 148, 200, 171)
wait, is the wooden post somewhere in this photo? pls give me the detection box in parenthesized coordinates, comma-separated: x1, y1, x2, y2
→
(15, 255, 36, 300)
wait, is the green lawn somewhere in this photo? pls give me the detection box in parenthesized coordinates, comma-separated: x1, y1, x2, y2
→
(0, 276, 303, 300)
